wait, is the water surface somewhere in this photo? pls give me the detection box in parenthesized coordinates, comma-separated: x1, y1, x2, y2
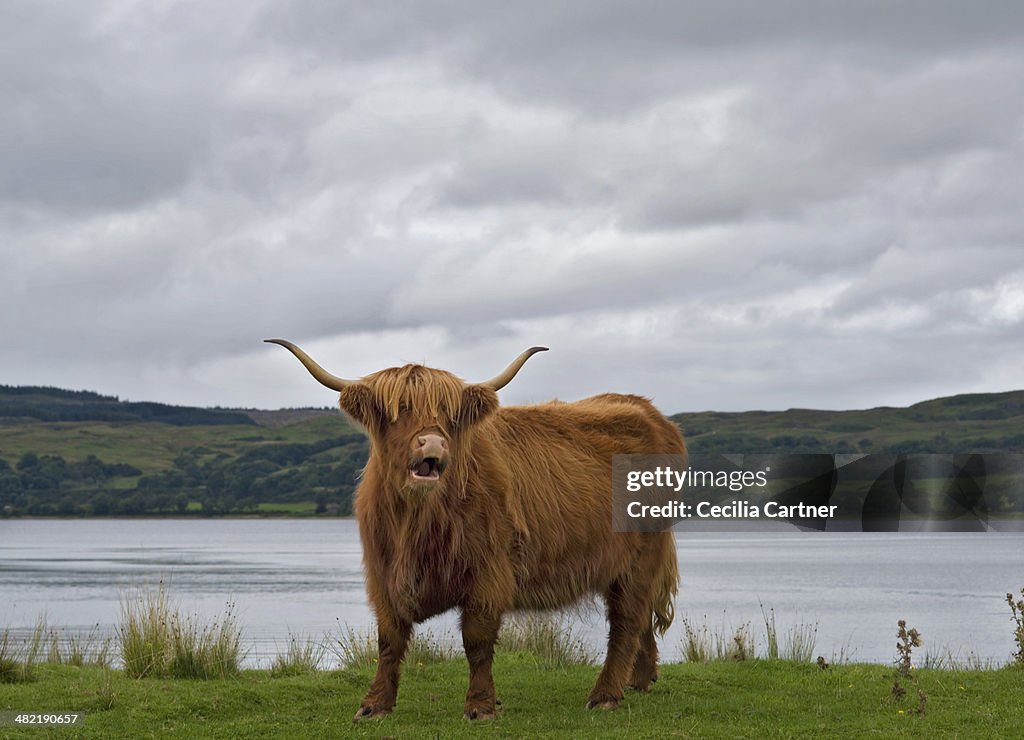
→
(1, 519, 1020, 666)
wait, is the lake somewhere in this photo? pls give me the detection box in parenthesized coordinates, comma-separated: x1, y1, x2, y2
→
(1, 519, 1021, 667)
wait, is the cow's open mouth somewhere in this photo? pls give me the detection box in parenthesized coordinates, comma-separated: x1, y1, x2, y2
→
(410, 457, 444, 481)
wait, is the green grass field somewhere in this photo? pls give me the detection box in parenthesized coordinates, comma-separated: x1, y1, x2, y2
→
(0, 416, 344, 475)
(253, 502, 317, 515)
(2, 658, 1022, 738)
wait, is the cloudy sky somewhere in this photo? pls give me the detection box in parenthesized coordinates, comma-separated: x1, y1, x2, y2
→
(3, 1, 1023, 414)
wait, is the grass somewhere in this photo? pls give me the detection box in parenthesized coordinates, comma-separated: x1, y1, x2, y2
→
(1, 658, 1022, 738)
(0, 414, 348, 476)
(254, 501, 317, 515)
(2, 593, 1024, 736)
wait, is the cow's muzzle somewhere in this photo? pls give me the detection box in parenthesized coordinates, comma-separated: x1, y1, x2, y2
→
(409, 433, 449, 483)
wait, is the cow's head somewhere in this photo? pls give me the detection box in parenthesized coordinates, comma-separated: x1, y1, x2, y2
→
(266, 340, 547, 493)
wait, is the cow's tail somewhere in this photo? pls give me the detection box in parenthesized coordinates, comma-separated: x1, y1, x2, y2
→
(652, 534, 679, 636)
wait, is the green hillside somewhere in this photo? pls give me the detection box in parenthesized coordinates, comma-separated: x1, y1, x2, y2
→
(0, 386, 361, 517)
(673, 390, 1024, 455)
(1, 385, 1024, 517)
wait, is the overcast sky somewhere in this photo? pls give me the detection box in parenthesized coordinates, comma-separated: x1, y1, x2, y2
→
(2, 2, 1023, 414)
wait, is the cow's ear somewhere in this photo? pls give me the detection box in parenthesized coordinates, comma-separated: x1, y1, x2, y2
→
(459, 385, 499, 427)
(339, 384, 383, 431)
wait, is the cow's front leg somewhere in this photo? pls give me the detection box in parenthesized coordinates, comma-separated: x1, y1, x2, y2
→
(460, 609, 501, 720)
(354, 607, 411, 721)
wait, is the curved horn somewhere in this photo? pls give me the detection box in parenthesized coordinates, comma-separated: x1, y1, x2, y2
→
(264, 339, 355, 391)
(479, 346, 549, 391)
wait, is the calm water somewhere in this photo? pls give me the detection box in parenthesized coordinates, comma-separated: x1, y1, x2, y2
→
(1, 519, 1021, 666)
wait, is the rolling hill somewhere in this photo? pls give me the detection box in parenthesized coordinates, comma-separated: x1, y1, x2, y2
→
(1, 384, 1023, 517)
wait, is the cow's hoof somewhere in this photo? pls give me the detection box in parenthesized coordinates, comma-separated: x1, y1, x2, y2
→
(586, 696, 621, 710)
(352, 705, 391, 722)
(627, 673, 657, 691)
(464, 705, 497, 721)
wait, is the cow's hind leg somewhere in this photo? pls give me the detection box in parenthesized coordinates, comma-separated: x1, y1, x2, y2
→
(628, 625, 659, 691)
(588, 580, 649, 709)
(461, 609, 501, 720)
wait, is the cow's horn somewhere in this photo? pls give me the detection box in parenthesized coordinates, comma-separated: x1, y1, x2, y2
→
(480, 346, 548, 391)
(265, 339, 354, 391)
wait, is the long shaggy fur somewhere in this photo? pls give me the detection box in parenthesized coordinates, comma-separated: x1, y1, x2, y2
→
(332, 362, 685, 719)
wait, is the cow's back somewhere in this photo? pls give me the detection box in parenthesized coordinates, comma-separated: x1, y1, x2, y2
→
(487, 394, 683, 609)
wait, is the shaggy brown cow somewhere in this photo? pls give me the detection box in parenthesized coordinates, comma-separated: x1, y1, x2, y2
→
(266, 340, 684, 720)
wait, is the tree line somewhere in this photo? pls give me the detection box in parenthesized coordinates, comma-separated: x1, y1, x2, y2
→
(0, 385, 255, 426)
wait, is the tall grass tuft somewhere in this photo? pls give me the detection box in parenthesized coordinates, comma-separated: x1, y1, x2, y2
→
(271, 633, 328, 677)
(334, 615, 593, 671)
(760, 604, 818, 662)
(681, 614, 755, 662)
(784, 621, 819, 663)
(404, 628, 457, 666)
(47, 624, 113, 668)
(761, 604, 780, 660)
(119, 583, 243, 679)
(0, 619, 46, 683)
(1, 628, 25, 683)
(119, 584, 173, 678)
(168, 604, 242, 679)
(332, 623, 377, 669)
(681, 615, 715, 663)
(498, 614, 595, 667)
(683, 609, 818, 664)
(332, 622, 457, 670)
(94, 668, 117, 711)
(922, 648, 997, 671)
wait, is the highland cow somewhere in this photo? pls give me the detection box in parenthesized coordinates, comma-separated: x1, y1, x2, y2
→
(266, 340, 684, 720)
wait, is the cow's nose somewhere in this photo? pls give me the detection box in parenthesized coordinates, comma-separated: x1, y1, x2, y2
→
(416, 434, 448, 456)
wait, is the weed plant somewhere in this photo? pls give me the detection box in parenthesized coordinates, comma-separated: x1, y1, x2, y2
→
(891, 619, 927, 714)
(1006, 587, 1024, 665)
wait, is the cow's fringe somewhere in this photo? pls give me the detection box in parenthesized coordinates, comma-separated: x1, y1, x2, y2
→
(368, 364, 465, 424)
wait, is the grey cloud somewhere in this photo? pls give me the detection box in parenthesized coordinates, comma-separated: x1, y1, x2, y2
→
(0, 5, 223, 212)
(2, 1, 1023, 411)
